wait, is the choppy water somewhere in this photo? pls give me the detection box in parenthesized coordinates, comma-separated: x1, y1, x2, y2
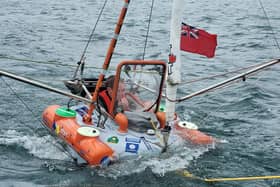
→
(0, 0, 279, 186)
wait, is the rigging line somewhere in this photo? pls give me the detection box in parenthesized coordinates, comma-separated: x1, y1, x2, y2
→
(142, 0, 155, 60)
(79, 0, 108, 61)
(0, 56, 116, 71)
(73, 0, 109, 79)
(0, 56, 74, 67)
(180, 62, 265, 85)
(0, 77, 75, 160)
(258, 0, 280, 51)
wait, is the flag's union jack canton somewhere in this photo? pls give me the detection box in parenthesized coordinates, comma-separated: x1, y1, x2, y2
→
(180, 22, 217, 58)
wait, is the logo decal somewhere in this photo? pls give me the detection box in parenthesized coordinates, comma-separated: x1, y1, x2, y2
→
(52, 122, 60, 135)
(52, 122, 56, 130)
(55, 124, 60, 135)
(125, 143, 139, 153)
(125, 137, 141, 153)
(107, 136, 119, 144)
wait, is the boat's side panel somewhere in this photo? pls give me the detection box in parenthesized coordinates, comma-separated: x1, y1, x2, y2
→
(73, 105, 163, 158)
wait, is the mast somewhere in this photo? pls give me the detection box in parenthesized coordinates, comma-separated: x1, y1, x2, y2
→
(83, 0, 130, 123)
(166, 0, 185, 124)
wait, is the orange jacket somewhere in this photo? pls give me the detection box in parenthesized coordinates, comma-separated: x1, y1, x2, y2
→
(99, 90, 112, 112)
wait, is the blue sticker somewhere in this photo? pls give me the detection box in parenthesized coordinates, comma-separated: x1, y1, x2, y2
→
(75, 106, 89, 116)
(52, 122, 56, 130)
(125, 143, 139, 153)
(76, 109, 85, 116)
(125, 137, 141, 143)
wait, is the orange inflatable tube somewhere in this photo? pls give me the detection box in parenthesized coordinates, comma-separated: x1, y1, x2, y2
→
(42, 105, 114, 166)
(174, 122, 214, 145)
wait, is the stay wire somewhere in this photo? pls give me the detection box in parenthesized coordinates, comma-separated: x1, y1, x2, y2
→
(79, 0, 108, 61)
(258, 0, 280, 51)
(180, 62, 264, 85)
(142, 0, 155, 60)
(0, 77, 75, 161)
(73, 0, 109, 78)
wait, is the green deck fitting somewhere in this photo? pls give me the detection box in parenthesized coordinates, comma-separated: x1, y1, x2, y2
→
(159, 103, 166, 112)
(55, 107, 77, 118)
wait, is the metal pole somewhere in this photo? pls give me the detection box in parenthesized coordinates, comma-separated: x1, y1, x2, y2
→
(0, 69, 92, 104)
(177, 59, 280, 102)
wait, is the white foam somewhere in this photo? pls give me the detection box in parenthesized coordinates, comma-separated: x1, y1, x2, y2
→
(0, 130, 215, 176)
(0, 129, 70, 161)
(97, 143, 213, 178)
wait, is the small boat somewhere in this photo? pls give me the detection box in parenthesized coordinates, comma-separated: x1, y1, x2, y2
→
(42, 59, 214, 166)
(0, 0, 279, 167)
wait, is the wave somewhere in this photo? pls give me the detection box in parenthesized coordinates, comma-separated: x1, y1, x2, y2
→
(0, 129, 70, 161)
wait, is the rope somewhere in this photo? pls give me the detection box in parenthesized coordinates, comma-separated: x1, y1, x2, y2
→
(142, 0, 155, 60)
(204, 176, 280, 182)
(180, 170, 280, 182)
(150, 119, 157, 130)
(258, 0, 280, 52)
(0, 56, 76, 67)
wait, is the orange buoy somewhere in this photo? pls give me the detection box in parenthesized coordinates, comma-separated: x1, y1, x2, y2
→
(175, 121, 214, 145)
(156, 111, 166, 128)
(114, 113, 128, 133)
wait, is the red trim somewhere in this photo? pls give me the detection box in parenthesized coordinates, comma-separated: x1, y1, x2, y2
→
(169, 54, 176, 63)
(99, 90, 111, 111)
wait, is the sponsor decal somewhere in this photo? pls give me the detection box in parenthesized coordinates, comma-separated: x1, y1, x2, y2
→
(53, 123, 60, 135)
(55, 125, 60, 135)
(125, 143, 139, 153)
(125, 137, 141, 153)
(107, 136, 119, 144)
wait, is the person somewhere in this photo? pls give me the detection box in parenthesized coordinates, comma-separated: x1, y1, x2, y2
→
(99, 75, 158, 133)
(98, 75, 130, 113)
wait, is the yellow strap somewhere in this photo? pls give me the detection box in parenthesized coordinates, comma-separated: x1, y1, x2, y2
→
(150, 120, 157, 130)
(181, 170, 280, 182)
(204, 175, 280, 182)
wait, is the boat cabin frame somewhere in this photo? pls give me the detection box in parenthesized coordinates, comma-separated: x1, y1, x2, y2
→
(108, 60, 166, 116)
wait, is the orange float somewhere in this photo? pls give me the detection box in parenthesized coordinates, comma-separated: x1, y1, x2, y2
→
(42, 105, 114, 166)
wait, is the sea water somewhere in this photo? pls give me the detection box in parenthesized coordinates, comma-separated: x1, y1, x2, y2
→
(0, 0, 279, 186)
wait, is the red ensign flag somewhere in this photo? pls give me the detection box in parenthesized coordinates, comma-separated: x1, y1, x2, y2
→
(180, 23, 217, 58)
